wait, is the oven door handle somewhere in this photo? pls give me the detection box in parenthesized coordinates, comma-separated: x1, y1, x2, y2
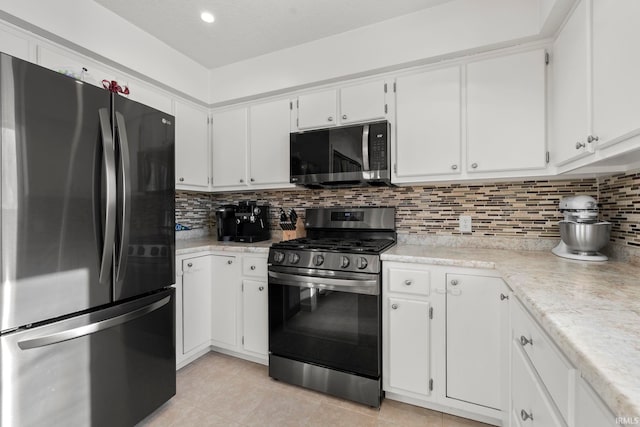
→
(268, 270, 379, 296)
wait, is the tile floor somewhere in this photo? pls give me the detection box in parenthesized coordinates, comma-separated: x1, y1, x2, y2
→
(139, 352, 493, 427)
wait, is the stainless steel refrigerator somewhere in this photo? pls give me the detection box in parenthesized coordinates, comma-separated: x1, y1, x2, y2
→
(0, 52, 176, 426)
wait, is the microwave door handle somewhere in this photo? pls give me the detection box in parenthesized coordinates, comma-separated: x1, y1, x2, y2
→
(362, 124, 370, 172)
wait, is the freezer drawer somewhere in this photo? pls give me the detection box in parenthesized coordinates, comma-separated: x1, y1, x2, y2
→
(0, 289, 176, 427)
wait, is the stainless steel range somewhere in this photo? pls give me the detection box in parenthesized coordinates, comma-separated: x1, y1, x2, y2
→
(267, 207, 395, 407)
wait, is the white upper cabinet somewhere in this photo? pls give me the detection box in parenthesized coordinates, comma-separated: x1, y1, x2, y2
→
(592, 0, 640, 147)
(296, 89, 338, 130)
(248, 99, 291, 187)
(466, 49, 547, 173)
(0, 24, 31, 61)
(339, 81, 387, 125)
(37, 44, 120, 89)
(551, 0, 591, 167)
(174, 100, 209, 189)
(126, 78, 173, 115)
(211, 107, 248, 188)
(294, 80, 387, 130)
(394, 67, 461, 181)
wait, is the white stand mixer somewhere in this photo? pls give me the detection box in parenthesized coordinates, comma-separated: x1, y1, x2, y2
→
(551, 195, 611, 261)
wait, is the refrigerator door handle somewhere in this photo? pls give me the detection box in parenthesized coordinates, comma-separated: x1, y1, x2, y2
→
(98, 108, 117, 286)
(17, 295, 171, 350)
(114, 111, 132, 285)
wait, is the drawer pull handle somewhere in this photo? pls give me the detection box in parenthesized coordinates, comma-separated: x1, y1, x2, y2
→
(450, 279, 459, 286)
(520, 335, 533, 347)
(500, 293, 509, 301)
(187, 262, 193, 268)
(227, 260, 233, 265)
(391, 304, 398, 310)
(520, 409, 534, 422)
(259, 286, 264, 291)
(250, 265, 256, 270)
(404, 280, 412, 286)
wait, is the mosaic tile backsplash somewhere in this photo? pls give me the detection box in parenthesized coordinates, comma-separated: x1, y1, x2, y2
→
(176, 170, 640, 255)
(599, 171, 640, 247)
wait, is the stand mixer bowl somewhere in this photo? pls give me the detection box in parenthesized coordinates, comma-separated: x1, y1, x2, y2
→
(559, 221, 611, 255)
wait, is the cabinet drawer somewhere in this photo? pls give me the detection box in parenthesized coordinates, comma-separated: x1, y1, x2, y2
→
(511, 342, 565, 427)
(242, 256, 267, 278)
(512, 299, 573, 422)
(388, 268, 430, 295)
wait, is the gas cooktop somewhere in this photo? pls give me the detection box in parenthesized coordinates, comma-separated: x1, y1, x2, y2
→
(271, 237, 395, 254)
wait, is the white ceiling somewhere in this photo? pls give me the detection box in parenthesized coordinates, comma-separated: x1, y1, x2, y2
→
(94, 0, 452, 69)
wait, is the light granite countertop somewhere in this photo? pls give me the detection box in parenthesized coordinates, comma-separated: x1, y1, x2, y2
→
(176, 237, 274, 256)
(382, 245, 640, 419)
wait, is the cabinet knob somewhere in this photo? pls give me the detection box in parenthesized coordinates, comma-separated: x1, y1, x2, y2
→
(391, 303, 399, 310)
(227, 260, 233, 265)
(520, 409, 534, 422)
(587, 135, 599, 143)
(250, 265, 256, 270)
(471, 163, 478, 169)
(576, 141, 586, 149)
(450, 279, 459, 286)
(239, 178, 244, 183)
(520, 335, 533, 347)
(187, 262, 193, 268)
(500, 293, 509, 301)
(404, 280, 412, 286)
(342, 114, 347, 120)
(451, 164, 458, 170)
(250, 178, 255, 182)
(259, 286, 264, 291)
(327, 116, 334, 122)
(179, 177, 184, 182)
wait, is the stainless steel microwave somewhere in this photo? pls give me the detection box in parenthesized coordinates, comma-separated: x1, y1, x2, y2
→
(290, 121, 392, 188)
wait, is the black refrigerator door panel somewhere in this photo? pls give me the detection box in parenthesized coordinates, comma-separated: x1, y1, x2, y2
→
(0, 53, 113, 331)
(0, 288, 176, 427)
(112, 95, 175, 301)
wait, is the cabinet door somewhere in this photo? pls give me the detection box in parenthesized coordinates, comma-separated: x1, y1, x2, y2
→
(242, 279, 268, 356)
(339, 80, 386, 124)
(37, 45, 120, 88)
(0, 24, 31, 61)
(127, 78, 173, 115)
(182, 256, 212, 354)
(395, 67, 461, 179)
(211, 255, 240, 347)
(388, 297, 431, 395)
(249, 99, 290, 186)
(551, 0, 591, 166)
(575, 376, 616, 427)
(211, 108, 248, 188)
(592, 0, 640, 147)
(296, 90, 337, 130)
(467, 49, 546, 172)
(174, 100, 209, 188)
(446, 274, 503, 410)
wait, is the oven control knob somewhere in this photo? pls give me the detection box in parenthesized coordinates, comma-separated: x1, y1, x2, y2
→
(273, 251, 285, 263)
(313, 254, 325, 266)
(356, 257, 368, 269)
(340, 256, 350, 268)
(288, 253, 300, 264)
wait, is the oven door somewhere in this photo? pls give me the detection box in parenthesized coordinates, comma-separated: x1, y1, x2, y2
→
(268, 267, 381, 379)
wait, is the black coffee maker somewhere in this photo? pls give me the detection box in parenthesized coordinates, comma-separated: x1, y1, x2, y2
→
(215, 205, 237, 241)
(235, 201, 270, 243)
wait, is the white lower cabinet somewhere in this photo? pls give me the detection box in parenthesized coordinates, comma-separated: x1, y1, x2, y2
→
(446, 274, 506, 410)
(242, 279, 268, 356)
(210, 254, 239, 347)
(574, 375, 617, 427)
(176, 250, 268, 369)
(181, 255, 212, 355)
(383, 262, 505, 425)
(388, 297, 431, 395)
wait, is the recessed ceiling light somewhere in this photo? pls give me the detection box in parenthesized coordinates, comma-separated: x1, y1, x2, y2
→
(201, 11, 215, 23)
